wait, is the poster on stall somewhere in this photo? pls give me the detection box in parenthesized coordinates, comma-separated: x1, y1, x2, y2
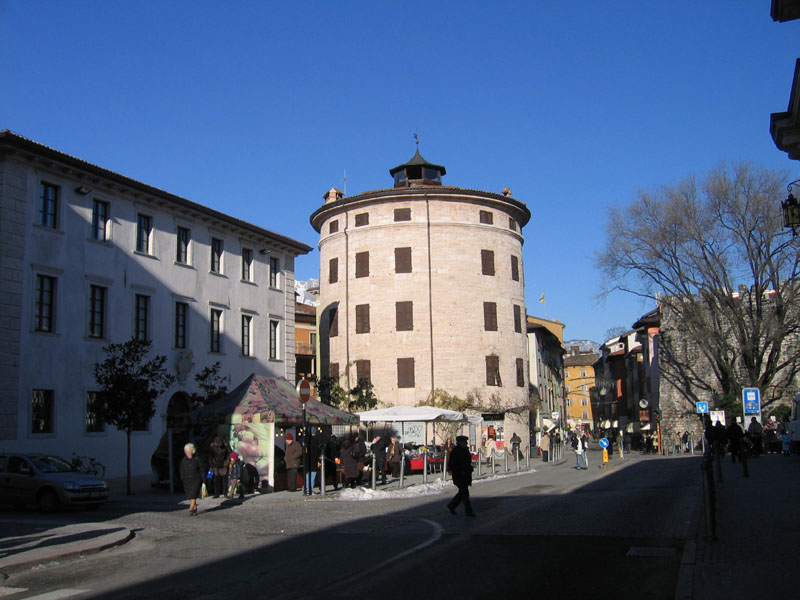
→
(219, 420, 275, 490)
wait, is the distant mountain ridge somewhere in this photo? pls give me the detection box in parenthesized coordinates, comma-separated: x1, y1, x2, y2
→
(564, 339, 600, 354)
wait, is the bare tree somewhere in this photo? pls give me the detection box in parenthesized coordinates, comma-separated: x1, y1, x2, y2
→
(597, 162, 800, 411)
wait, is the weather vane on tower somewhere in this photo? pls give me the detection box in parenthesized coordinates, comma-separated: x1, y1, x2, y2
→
(414, 130, 419, 148)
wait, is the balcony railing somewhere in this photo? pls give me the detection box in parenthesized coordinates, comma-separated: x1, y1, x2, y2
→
(295, 342, 315, 356)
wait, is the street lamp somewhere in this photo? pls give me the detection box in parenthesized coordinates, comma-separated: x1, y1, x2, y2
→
(781, 179, 800, 235)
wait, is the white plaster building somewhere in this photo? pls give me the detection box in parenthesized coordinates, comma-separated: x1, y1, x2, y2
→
(310, 150, 531, 446)
(0, 130, 311, 484)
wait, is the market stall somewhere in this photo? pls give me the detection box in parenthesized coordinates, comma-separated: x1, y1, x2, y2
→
(189, 373, 359, 490)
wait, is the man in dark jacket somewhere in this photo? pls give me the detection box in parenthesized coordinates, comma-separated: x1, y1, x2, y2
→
(353, 433, 367, 485)
(371, 433, 389, 485)
(446, 436, 475, 517)
(510, 432, 522, 461)
(726, 421, 744, 463)
(284, 433, 303, 492)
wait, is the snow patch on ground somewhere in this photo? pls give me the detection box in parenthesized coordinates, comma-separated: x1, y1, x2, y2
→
(330, 468, 537, 502)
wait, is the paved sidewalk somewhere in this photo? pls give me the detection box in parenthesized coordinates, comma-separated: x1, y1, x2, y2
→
(688, 453, 800, 600)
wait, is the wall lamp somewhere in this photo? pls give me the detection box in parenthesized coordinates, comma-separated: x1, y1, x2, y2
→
(75, 185, 92, 195)
(782, 179, 800, 236)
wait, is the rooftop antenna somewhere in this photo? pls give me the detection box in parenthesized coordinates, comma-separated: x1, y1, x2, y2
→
(413, 129, 419, 149)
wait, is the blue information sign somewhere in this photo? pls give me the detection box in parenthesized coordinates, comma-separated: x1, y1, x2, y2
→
(599, 438, 609, 449)
(696, 401, 709, 414)
(743, 388, 761, 415)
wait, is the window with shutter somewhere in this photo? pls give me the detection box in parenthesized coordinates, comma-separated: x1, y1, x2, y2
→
(396, 301, 413, 331)
(356, 359, 371, 384)
(483, 302, 497, 331)
(355, 213, 369, 227)
(479, 210, 493, 224)
(514, 305, 522, 333)
(356, 304, 370, 334)
(481, 249, 495, 276)
(329, 220, 339, 234)
(394, 208, 411, 221)
(486, 355, 501, 386)
(397, 357, 415, 388)
(329, 308, 338, 337)
(509, 217, 517, 231)
(329, 362, 339, 378)
(516, 358, 525, 387)
(511, 255, 520, 281)
(395, 247, 412, 273)
(329, 257, 338, 284)
(355, 251, 369, 278)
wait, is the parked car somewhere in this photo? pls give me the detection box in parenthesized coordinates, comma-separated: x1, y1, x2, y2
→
(0, 453, 109, 511)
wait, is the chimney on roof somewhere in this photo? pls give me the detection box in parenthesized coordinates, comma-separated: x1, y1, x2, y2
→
(502, 187, 512, 197)
(570, 344, 580, 355)
(324, 188, 343, 204)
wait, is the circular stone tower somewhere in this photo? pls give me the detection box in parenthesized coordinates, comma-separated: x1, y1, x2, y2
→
(310, 150, 531, 442)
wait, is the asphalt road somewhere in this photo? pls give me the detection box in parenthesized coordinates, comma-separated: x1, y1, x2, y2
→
(4, 452, 701, 599)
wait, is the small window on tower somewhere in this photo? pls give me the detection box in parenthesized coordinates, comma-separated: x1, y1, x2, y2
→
(394, 208, 411, 222)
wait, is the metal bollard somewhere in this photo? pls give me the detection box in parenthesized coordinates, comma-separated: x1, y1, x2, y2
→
(525, 446, 530, 470)
(504, 450, 509, 472)
(515, 448, 520, 472)
(491, 453, 496, 475)
(443, 450, 448, 482)
(371, 454, 377, 490)
(320, 455, 326, 497)
(477, 454, 482, 478)
(423, 452, 428, 484)
(399, 454, 406, 489)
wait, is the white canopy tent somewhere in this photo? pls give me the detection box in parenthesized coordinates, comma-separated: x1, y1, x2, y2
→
(356, 405, 482, 424)
(356, 405, 482, 445)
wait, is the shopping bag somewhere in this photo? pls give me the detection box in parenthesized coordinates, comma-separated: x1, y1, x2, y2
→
(201, 483, 208, 499)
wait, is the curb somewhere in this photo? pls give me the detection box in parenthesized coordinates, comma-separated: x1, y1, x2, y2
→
(0, 527, 134, 576)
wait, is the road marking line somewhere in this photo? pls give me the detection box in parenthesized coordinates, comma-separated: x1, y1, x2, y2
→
(326, 518, 443, 592)
(16, 589, 88, 600)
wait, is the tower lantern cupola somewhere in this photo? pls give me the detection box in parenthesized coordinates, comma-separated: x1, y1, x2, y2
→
(389, 149, 446, 188)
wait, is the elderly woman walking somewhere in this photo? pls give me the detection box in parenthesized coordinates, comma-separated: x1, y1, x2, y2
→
(180, 443, 203, 516)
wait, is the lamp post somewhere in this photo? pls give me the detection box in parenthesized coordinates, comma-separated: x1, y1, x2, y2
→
(781, 179, 800, 235)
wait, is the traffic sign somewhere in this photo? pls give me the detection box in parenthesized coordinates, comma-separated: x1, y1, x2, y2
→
(551, 411, 560, 420)
(296, 379, 312, 403)
(696, 401, 709, 414)
(599, 437, 609, 449)
(742, 388, 760, 415)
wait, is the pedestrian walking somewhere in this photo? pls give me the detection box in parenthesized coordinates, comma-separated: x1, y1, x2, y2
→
(510, 432, 522, 461)
(371, 433, 389, 485)
(446, 436, 476, 517)
(180, 443, 203, 516)
(748, 417, 763, 456)
(284, 433, 302, 492)
(539, 430, 550, 463)
(388, 436, 403, 477)
(726, 421, 744, 463)
(227, 452, 244, 499)
(581, 432, 589, 468)
(324, 435, 340, 490)
(572, 433, 587, 469)
(208, 435, 230, 498)
(353, 433, 367, 485)
(484, 436, 497, 463)
(340, 435, 360, 488)
(305, 431, 321, 492)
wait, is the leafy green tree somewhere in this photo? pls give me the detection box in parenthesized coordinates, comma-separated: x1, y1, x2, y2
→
(312, 374, 349, 409)
(347, 378, 378, 413)
(94, 338, 175, 495)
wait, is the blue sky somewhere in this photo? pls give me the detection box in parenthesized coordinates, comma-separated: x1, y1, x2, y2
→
(2, 1, 798, 344)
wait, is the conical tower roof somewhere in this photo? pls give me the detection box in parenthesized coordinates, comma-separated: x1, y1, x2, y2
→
(389, 149, 446, 176)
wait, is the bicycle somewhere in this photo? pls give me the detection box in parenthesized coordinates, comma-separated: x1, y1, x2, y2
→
(72, 452, 106, 479)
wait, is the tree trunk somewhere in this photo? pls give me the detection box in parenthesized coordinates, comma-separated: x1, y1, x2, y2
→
(126, 429, 132, 495)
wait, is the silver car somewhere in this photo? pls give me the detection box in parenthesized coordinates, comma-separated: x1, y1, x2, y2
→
(0, 453, 109, 511)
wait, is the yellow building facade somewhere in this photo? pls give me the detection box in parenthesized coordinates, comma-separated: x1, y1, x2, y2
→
(564, 350, 599, 428)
